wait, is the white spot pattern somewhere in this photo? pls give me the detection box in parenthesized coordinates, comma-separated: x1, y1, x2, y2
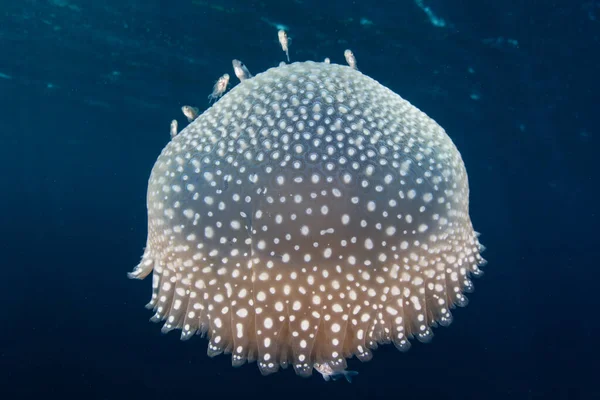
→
(129, 61, 485, 378)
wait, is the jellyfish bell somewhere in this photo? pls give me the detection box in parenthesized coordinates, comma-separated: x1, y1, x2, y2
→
(129, 60, 486, 378)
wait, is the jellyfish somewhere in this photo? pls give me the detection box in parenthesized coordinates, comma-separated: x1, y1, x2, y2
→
(129, 61, 486, 378)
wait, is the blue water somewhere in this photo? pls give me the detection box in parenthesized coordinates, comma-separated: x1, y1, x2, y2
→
(2, 0, 597, 399)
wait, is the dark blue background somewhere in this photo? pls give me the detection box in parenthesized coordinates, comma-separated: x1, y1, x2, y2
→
(1, 0, 597, 398)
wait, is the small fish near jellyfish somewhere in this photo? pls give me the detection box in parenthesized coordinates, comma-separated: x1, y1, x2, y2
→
(232, 59, 252, 81)
(208, 73, 230, 103)
(169, 119, 178, 138)
(278, 29, 290, 62)
(181, 105, 199, 122)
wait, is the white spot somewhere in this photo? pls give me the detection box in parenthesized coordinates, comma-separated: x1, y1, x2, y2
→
(342, 214, 350, 225)
(367, 201, 376, 211)
(301, 320, 310, 330)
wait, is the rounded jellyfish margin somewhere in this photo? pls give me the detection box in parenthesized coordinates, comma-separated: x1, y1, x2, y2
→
(129, 61, 486, 378)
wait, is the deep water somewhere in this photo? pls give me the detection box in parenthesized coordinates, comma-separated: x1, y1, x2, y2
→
(1, 0, 598, 399)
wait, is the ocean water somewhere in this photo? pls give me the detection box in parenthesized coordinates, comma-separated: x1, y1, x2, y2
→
(2, 0, 597, 399)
